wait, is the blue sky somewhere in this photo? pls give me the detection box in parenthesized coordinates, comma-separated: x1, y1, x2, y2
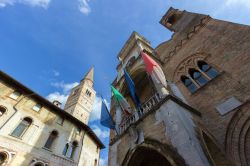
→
(0, 0, 249, 165)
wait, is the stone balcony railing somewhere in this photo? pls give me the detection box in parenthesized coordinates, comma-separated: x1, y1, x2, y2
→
(51, 154, 77, 166)
(118, 93, 161, 134)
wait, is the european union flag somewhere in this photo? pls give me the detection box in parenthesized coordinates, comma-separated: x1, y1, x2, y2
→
(123, 69, 141, 109)
(100, 99, 116, 130)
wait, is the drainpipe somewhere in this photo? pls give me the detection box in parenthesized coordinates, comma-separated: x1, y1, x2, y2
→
(0, 93, 34, 130)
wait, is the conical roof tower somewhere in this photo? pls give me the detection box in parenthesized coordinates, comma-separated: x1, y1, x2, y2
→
(64, 67, 96, 124)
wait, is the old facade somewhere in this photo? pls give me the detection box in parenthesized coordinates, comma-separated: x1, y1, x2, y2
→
(108, 8, 250, 166)
(0, 68, 104, 166)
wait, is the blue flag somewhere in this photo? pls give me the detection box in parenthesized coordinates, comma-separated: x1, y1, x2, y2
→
(100, 99, 116, 129)
(123, 69, 141, 109)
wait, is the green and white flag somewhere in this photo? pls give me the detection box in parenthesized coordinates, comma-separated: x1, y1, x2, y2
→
(111, 86, 132, 115)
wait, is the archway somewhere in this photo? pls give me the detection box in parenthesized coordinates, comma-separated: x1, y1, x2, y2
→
(122, 139, 186, 166)
(121, 67, 155, 106)
(127, 147, 173, 166)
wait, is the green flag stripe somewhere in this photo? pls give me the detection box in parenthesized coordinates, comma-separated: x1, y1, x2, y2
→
(111, 86, 124, 101)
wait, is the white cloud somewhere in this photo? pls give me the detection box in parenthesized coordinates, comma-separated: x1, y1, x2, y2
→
(89, 96, 102, 122)
(52, 70, 60, 77)
(91, 125, 109, 139)
(99, 157, 107, 166)
(47, 81, 79, 108)
(0, 0, 93, 14)
(0, 0, 51, 8)
(225, 0, 250, 8)
(51, 81, 79, 93)
(89, 96, 110, 122)
(79, 0, 91, 15)
(46, 92, 68, 107)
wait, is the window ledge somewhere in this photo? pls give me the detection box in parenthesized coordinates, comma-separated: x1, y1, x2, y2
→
(56, 122, 64, 126)
(9, 134, 23, 140)
(190, 72, 224, 95)
(42, 147, 53, 152)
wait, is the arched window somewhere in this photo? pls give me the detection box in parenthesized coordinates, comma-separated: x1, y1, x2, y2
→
(44, 130, 58, 150)
(181, 76, 197, 93)
(0, 152, 7, 165)
(198, 61, 219, 79)
(70, 141, 78, 159)
(189, 68, 208, 86)
(11, 117, 32, 138)
(62, 143, 69, 156)
(0, 106, 6, 117)
(62, 141, 78, 159)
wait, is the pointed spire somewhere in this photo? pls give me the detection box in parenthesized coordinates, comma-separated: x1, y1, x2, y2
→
(81, 67, 94, 85)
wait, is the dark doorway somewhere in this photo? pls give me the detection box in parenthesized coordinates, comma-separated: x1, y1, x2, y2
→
(128, 147, 172, 166)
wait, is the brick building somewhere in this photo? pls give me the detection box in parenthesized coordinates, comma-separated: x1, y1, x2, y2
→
(108, 8, 250, 166)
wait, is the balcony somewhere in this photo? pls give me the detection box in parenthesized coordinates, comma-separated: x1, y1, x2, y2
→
(118, 93, 161, 135)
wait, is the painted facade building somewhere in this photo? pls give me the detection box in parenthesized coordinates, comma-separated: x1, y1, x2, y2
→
(108, 8, 250, 166)
(0, 68, 104, 166)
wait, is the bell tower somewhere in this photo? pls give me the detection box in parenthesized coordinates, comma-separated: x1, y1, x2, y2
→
(64, 67, 96, 124)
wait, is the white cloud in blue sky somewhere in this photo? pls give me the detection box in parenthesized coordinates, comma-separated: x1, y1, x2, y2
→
(46, 91, 68, 106)
(79, 0, 91, 15)
(51, 81, 79, 93)
(52, 70, 60, 77)
(46, 81, 79, 106)
(225, 0, 250, 8)
(91, 124, 109, 139)
(89, 96, 110, 122)
(0, 0, 92, 15)
(0, 0, 51, 8)
(99, 157, 107, 166)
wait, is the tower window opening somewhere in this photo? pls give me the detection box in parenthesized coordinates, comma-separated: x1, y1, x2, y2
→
(189, 68, 208, 86)
(197, 61, 219, 79)
(181, 76, 198, 93)
(167, 14, 177, 25)
(86, 89, 92, 97)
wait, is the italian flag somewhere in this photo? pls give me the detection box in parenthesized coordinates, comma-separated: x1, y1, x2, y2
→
(111, 86, 132, 115)
(141, 51, 168, 96)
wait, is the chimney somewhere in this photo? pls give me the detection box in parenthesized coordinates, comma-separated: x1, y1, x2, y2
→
(53, 100, 62, 108)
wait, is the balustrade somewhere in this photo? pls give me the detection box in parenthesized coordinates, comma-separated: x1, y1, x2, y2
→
(118, 93, 161, 134)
